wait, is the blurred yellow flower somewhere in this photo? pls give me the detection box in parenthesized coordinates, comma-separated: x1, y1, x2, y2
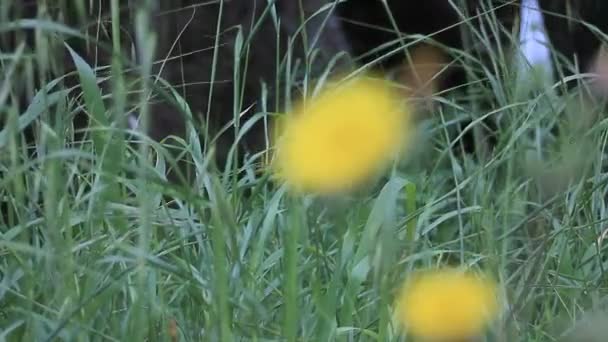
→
(395, 268, 499, 340)
(273, 75, 411, 193)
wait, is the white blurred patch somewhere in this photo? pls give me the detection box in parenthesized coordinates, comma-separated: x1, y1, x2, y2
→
(519, 0, 551, 71)
(128, 114, 139, 130)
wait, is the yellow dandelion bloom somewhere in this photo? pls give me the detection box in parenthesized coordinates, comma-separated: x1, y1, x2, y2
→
(395, 268, 499, 340)
(273, 75, 411, 193)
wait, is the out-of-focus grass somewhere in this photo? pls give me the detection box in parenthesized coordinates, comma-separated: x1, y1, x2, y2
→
(1, 1, 607, 341)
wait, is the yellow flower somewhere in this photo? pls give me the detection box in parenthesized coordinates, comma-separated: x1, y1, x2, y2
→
(273, 75, 411, 193)
(395, 268, 499, 340)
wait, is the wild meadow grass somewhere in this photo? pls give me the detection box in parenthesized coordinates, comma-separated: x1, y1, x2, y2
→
(1, 1, 608, 341)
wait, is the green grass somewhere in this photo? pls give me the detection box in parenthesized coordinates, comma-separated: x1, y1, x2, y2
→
(2, 1, 608, 341)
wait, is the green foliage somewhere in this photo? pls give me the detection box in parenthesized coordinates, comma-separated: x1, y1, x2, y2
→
(1, 1, 608, 341)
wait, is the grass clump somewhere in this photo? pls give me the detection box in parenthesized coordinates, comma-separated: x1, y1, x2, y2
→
(1, 1, 608, 341)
